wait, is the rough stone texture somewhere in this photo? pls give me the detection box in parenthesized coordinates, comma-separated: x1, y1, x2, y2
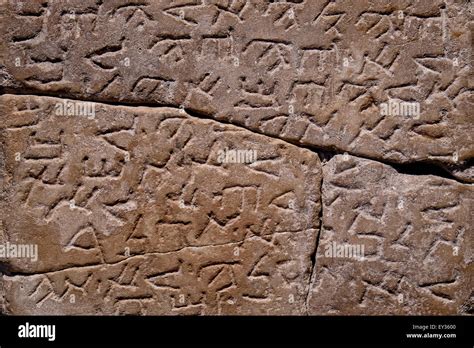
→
(0, 94, 321, 314)
(0, 0, 473, 317)
(0, 0, 473, 174)
(308, 155, 473, 315)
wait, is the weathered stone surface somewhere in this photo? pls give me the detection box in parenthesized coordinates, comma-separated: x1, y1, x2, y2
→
(1, 0, 472, 169)
(308, 155, 473, 315)
(0, 0, 472, 317)
(0, 94, 321, 314)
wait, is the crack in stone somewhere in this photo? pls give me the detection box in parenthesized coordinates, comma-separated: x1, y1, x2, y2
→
(1, 89, 472, 315)
(0, 232, 301, 278)
(1, 91, 470, 184)
(304, 166, 324, 315)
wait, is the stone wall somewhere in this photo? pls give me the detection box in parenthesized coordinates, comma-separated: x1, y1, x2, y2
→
(0, 0, 472, 315)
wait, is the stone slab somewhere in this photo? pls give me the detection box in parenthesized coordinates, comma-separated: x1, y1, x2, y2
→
(0, 94, 321, 314)
(307, 154, 473, 315)
(1, 0, 472, 170)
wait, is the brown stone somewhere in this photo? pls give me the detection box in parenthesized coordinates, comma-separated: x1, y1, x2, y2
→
(307, 154, 473, 315)
(0, 0, 472, 317)
(1, 0, 472, 170)
(0, 94, 321, 314)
